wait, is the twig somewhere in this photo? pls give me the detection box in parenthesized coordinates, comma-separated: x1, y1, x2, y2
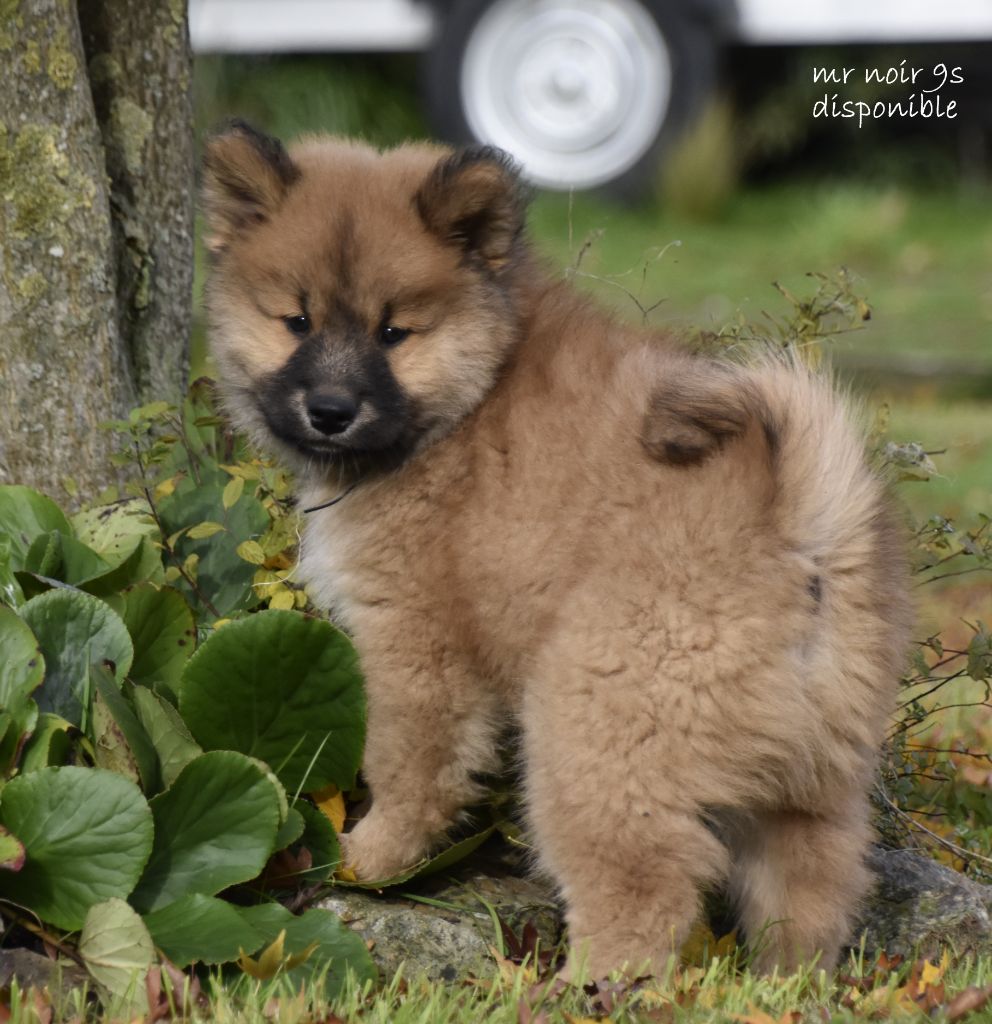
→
(876, 784, 992, 870)
(9, 910, 86, 967)
(917, 566, 992, 586)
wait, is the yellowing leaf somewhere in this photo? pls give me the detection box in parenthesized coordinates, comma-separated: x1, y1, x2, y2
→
(222, 476, 245, 510)
(311, 784, 346, 833)
(239, 930, 286, 980)
(284, 942, 319, 971)
(155, 477, 177, 500)
(294, 590, 308, 609)
(187, 521, 225, 540)
(681, 922, 737, 966)
(730, 1009, 800, 1024)
(269, 589, 295, 611)
(921, 950, 950, 986)
(236, 540, 266, 565)
(335, 864, 358, 883)
(220, 463, 261, 481)
(238, 930, 318, 980)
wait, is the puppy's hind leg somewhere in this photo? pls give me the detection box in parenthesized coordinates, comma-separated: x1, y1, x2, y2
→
(521, 667, 728, 981)
(728, 799, 873, 974)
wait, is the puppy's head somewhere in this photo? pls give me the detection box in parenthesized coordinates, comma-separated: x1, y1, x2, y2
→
(202, 121, 529, 477)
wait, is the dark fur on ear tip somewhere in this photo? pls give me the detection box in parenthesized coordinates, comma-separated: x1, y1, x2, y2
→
(431, 144, 529, 196)
(205, 118, 300, 189)
(415, 144, 531, 268)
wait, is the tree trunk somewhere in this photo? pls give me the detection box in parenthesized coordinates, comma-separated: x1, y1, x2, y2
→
(0, 0, 192, 502)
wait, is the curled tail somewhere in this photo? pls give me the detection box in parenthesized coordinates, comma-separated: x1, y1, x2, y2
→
(642, 352, 912, 770)
(641, 354, 906, 580)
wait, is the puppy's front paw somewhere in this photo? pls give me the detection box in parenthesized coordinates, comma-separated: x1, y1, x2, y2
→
(339, 813, 427, 882)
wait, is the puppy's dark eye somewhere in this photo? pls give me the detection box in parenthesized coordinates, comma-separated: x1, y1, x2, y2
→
(284, 315, 310, 337)
(380, 325, 410, 347)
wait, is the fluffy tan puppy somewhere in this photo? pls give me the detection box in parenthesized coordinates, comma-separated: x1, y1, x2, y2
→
(203, 122, 911, 978)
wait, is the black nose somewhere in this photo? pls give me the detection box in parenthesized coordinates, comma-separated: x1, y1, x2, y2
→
(306, 391, 358, 435)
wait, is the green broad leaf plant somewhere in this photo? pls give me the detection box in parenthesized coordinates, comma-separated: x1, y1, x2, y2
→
(0, 384, 381, 1002)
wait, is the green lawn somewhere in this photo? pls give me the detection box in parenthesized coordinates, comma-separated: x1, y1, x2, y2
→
(16, 951, 992, 1022)
(529, 183, 992, 374)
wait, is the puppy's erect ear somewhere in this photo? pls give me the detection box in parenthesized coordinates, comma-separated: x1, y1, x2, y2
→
(202, 120, 300, 253)
(415, 146, 528, 270)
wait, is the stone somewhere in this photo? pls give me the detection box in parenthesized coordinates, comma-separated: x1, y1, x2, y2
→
(854, 848, 992, 958)
(317, 846, 992, 980)
(318, 869, 561, 982)
(0, 947, 87, 992)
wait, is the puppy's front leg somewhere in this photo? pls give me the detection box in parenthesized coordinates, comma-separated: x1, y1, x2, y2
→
(340, 635, 500, 881)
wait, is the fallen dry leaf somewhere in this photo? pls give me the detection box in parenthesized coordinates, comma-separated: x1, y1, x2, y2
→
(516, 997, 551, 1024)
(730, 1007, 801, 1024)
(945, 984, 992, 1021)
(311, 784, 347, 833)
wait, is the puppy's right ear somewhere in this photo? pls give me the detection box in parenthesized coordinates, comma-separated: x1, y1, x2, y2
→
(202, 120, 300, 253)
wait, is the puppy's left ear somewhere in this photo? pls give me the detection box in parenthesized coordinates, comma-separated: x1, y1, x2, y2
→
(416, 146, 528, 270)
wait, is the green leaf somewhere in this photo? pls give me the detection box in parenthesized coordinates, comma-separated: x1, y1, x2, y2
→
(0, 700, 39, 777)
(73, 500, 163, 595)
(91, 666, 160, 792)
(0, 825, 25, 871)
(129, 750, 282, 913)
(0, 534, 26, 607)
(0, 604, 44, 708)
(293, 799, 340, 882)
(90, 685, 140, 784)
(131, 686, 202, 789)
(23, 531, 63, 578)
(179, 610, 365, 792)
(107, 584, 195, 699)
(129, 400, 173, 424)
(186, 521, 225, 540)
(19, 712, 74, 773)
(83, 536, 164, 596)
(274, 807, 306, 852)
(235, 540, 265, 565)
(222, 476, 245, 510)
(157, 468, 268, 618)
(414, 825, 495, 879)
(80, 897, 154, 1012)
(143, 893, 264, 967)
(235, 904, 377, 993)
(967, 621, 991, 683)
(24, 532, 118, 588)
(72, 498, 159, 558)
(19, 589, 133, 728)
(0, 486, 72, 569)
(339, 827, 495, 889)
(0, 766, 153, 930)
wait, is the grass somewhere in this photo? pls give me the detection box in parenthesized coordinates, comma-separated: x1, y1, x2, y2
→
(10, 950, 992, 1022)
(528, 183, 992, 375)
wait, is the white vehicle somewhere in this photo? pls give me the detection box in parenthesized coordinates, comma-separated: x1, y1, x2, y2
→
(190, 0, 992, 191)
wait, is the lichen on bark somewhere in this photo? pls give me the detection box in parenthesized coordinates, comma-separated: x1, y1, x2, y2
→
(0, 0, 193, 501)
(0, 122, 96, 238)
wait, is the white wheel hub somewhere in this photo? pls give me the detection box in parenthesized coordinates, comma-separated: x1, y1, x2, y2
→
(460, 0, 672, 189)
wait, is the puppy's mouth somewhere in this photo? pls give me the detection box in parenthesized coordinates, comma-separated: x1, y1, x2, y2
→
(260, 398, 417, 471)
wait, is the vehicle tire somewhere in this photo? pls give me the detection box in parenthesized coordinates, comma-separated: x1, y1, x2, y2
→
(424, 0, 718, 197)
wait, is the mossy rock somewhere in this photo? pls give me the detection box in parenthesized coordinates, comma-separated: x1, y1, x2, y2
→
(854, 848, 992, 958)
(319, 870, 561, 982)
